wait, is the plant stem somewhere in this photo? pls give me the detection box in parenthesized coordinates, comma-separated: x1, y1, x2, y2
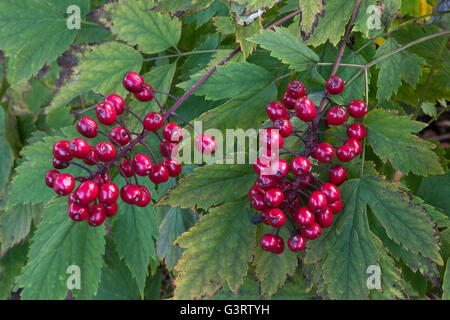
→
(142, 50, 222, 62)
(427, 105, 450, 125)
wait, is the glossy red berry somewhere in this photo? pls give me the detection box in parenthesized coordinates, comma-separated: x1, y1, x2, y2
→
(329, 200, 343, 214)
(260, 234, 284, 254)
(93, 173, 109, 186)
(295, 97, 316, 122)
(287, 235, 305, 252)
(45, 170, 60, 188)
(273, 119, 292, 137)
(53, 140, 73, 162)
(68, 202, 89, 222)
(267, 208, 286, 228)
(316, 208, 333, 228)
(53, 158, 69, 169)
(282, 92, 297, 109)
(248, 185, 264, 199)
(257, 175, 279, 190)
(250, 193, 267, 211)
(347, 123, 367, 140)
(109, 126, 130, 146)
(319, 183, 341, 203)
(293, 207, 315, 227)
(104, 202, 118, 217)
(123, 72, 144, 93)
(149, 164, 169, 184)
(77, 116, 98, 139)
(160, 140, 178, 157)
(252, 157, 271, 175)
(308, 191, 328, 213)
(336, 145, 355, 162)
(161, 157, 182, 177)
(266, 101, 289, 121)
(134, 83, 154, 102)
(270, 159, 289, 178)
(347, 100, 368, 118)
(314, 142, 334, 163)
(291, 156, 311, 176)
(162, 122, 183, 143)
(326, 106, 347, 125)
(132, 154, 153, 176)
(83, 149, 99, 166)
(96, 101, 117, 125)
(286, 80, 306, 98)
(300, 222, 322, 240)
(87, 204, 106, 227)
(75, 181, 99, 206)
(143, 112, 164, 131)
(345, 138, 362, 155)
(264, 188, 284, 208)
(69, 138, 90, 159)
(328, 165, 347, 186)
(194, 134, 217, 155)
(53, 173, 75, 196)
(326, 76, 345, 95)
(98, 183, 119, 205)
(95, 142, 116, 162)
(259, 128, 284, 150)
(120, 184, 142, 205)
(105, 94, 126, 115)
(137, 186, 151, 207)
(119, 159, 134, 177)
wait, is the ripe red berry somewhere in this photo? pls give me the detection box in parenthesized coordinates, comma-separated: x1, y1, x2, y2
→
(69, 138, 90, 159)
(53, 158, 69, 169)
(266, 101, 289, 121)
(295, 97, 316, 122)
(104, 202, 118, 217)
(93, 173, 109, 186)
(45, 170, 60, 188)
(132, 154, 153, 176)
(264, 188, 284, 208)
(314, 142, 334, 163)
(329, 200, 343, 214)
(53, 173, 75, 196)
(123, 72, 144, 93)
(250, 193, 267, 211)
(87, 204, 106, 227)
(267, 208, 286, 228)
(259, 209, 272, 225)
(137, 186, 151, 207)
(347, 123, 367, 140)
(119, 159, 134, 177)
(344, 138, 362, 155)
(282, 92, 297, 109)
(77, 117, 98, 139)
(75, 181, 99, 206)
(96, 101, 117, 125)
(329, 165, 347, 186)
(286, 80, 306, 98)
(143, 112, 164, 131)
(326, 76, 345, 95)
(161, 157, 182, 177)
(134, 83, 154, 102)
(95, 142, 116, 162)
(316, 208, 333, 228)
(160, 140, 178, 157)
(120, 184, 142, 205)
(149, 164, 169, 184)
(98, 183, 119, 205)
(347, 100, 368, 118)
(269, 159, 289, 178)
(308, 191, 328, 213)
(293, 207, 315, 227)
(319, 183, 341, 203)
(109, 126, 130, 146)
(260, 128, 284, 150)
(194, 134, 217, 155)
(257, 175, 279, 190)
(68, 202, 89, 222)
(53, 140, 73, 162)
(326, 106, 347, 125)
(273, 119, 292, 137)
(336, 145, 355, 162)
(300, 222, 322, 240)
(249, 185, 264, 199)
(252, 157, 271, 175)
(260, 234, 285, 254)
(83, 149, 99, 166)
(105, 94, 126, 115)
(162, 122, 183, 143)
(287, 235, 305, 252)
(291, 156, 311, 176)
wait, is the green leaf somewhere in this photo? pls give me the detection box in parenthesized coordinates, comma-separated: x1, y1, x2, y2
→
(230, 0, 280, 14)
(0, 0, 88, 84)
(101, 0, 182, 54)
(234, 17, 262, 59)
(50, 42, 143, 109)
(418, 172, 450, 215)
(213, 16, 235, 35)
(253, 225, 298, 299)
(155, 0, 215, 16)
(365, 109, 444, 176)
(421, 102, 437, 118)
(353, 0, 379, 36)
(173, 200, 256, 299)
(0, 241, 28, 299)
(0, 134, 13, 192)
(375, 39, 425, 102)
(443, 258, 450, 300)
(298, 0, 326, 41)
(249, 27, 320, 72)
(17, 198, 105, 300)
(158, 164, 257, 208)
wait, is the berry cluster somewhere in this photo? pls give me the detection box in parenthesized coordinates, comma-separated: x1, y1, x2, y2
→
(44, 71, 201, 227)
(250, 76, 368, 254)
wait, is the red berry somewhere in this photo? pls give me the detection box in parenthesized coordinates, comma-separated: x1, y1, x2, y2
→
(336, 145, 355, 162)
(95, 142, 116, 162)
(69, 138, 90, 159)
(347, 100, 368, 118)
(345, 138, 362, 155)
(347, 123, 367, 140)
(68, 193, 77, 204)
(267, 208, 286, 228)
(270, 159, 289, 178)
(132, 154, 153, 176)
(252, 157, 271, 175)
(194, 134, 217, 155)
(53, 158, 69, 169)
(266, 101, 289, 121)
(291, 156, 311, 176)
(260, 209, 272, 225)
(286, 80, 306, 98)
(105, 94, 126, 115)
(120, 184, 142, 205)
(326, 106, 347, 125)
(329, 165, 347, 186)
(273, 119, 292, 137)
(77, 117, 98, 139)
(319, 183, 341, 203)
(75, 181, 99, 206)
(93, 173, 109, 186)
(300, 222, 322, 240)
(119, 159, 134, 177)
(134, 83, 154, 102)
(326, 76, 345, 95)
(104, 202, 118, 217)
(250, 193, 267, 211)
(316, 208, 333, 228)
(257, 175, 279, 190)
(53, 140, 73, 162)
(109, 126, 130, 146)
(293, 207, 315, 227)
(149, 164, 169, 184)
(160, 140, 178, 158)
(162, 122, 183, 143)
(136, 186, 151, 207)
(282, 92, 297, 109)
(53, 173, 75, 196)
(260, 234, 285, 254)
(314, 142, 334, 163)
(295, 97, 316, 122)
(143, 112, 164, 131)
(259, 128, 284, 150)
(96, 102, 117, 125)
(87, 204, 106, 227)
(308, 191, 328, 213)
(123, 72, 144, 93)
(264, 188, 284, 208)
(45, 170, 60, 188)
(287, 235, 305, 252)
(329, 200, 343, 214)
(161, 157, 182, 177)
(298, 174, 314, 189)
(98, 183, 119, 205)
(68, 202, 89, 222)
(248, 185, 264, 199)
